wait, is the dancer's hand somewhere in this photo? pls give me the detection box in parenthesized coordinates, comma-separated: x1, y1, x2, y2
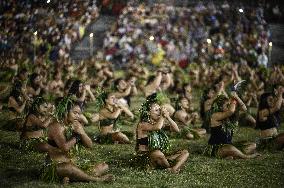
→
(73, 122, 85, 135)
(161, 107, 170, 118)
(128, 77, 136, 86)
(116, 100, 125, 108)
(277, 86, 284, 96)
(85, 84, 91, 91)
(231, 91, 238, 99)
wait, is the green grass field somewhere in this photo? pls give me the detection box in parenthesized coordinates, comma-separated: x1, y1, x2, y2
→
(0, 93, 284, 188)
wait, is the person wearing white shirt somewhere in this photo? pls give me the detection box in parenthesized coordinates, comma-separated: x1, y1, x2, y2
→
(257, 51, 268, 67)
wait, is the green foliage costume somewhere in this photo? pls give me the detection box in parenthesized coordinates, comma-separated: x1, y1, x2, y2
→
(204, 95, 239, 157)
(21, 96, 48, 151)
(41, 96, 92, 182)
(137, 93, 171, 153)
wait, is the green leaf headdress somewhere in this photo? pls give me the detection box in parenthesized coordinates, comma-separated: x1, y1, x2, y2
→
(93, 87, 109, 112)
(139, 92, 169, 122)
(211, 94, 239, 133)
(210, 94, 228, 114)
(29, 96, 45, 114)
(54, 96, 75, 121)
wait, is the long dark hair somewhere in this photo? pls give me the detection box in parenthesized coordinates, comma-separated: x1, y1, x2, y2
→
(22, 96, 46, 136)
(175, 95, 187, 111)
(16, 68, 28, 80)
(93, 89, 110, 112)
(29, 73, 40, 90)
(182, 83, 190, 96)
(29, 96, 46, 115)
(140, 93, 159, 122)
(258, 93, 272, 111)
(54, 96, 76, 121)
(10, 80, 22, 103)
(68, 80, 82, 96)
(256, 92, 273, 129)
(146, 75, 156, 85)
(64, 79, 74, 92)
(200, 88, 211, 120)
(114, 78, 124, 90)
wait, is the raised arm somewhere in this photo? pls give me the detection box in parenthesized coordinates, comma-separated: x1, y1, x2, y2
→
(117, 103, 134, 119)
(131, 85, 138, 95)
(78, 86, 87, 102)
(150, 72, 162, 89)
(114, 86, 131, 98)
(231, 91, 247, 111)
(85, 85, 96, 101)
(144, 72, 162, 96)
(162, 107, 179, 133)
(161, 73, 172, 90)
(258, 87, 283, 121)
(79, 114, 89, 125)
(211, 99, 237, 126)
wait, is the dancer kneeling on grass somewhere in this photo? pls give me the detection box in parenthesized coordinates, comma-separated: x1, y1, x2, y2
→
(174, 96, 206, 139)
(93, 90, 134, 144)
(256, 85, 284, 150)
(2, 80, 28, 131)
(20, 96, 53, 152)
(206, 92, 259, 159)
(42, 96, 112, 183)
(136, 93, 189, 173)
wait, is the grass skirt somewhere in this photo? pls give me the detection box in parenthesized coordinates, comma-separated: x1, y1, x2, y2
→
(41, 157, 60, 183)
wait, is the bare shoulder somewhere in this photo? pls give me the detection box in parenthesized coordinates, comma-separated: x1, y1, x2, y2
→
(175, 110, 185, 117)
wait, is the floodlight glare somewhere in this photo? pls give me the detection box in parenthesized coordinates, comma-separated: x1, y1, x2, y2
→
(207, 38, 212, 44)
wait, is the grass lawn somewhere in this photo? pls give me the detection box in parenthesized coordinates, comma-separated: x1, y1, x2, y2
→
(0, 93, 284, 188)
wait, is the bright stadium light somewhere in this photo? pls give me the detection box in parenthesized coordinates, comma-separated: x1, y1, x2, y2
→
(239, 8, 244, 13)
(269, 42, 272, 47)
(207, 38, 211, 44)
(149, 36, 154, 41)
(47, 0, 50, 3)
